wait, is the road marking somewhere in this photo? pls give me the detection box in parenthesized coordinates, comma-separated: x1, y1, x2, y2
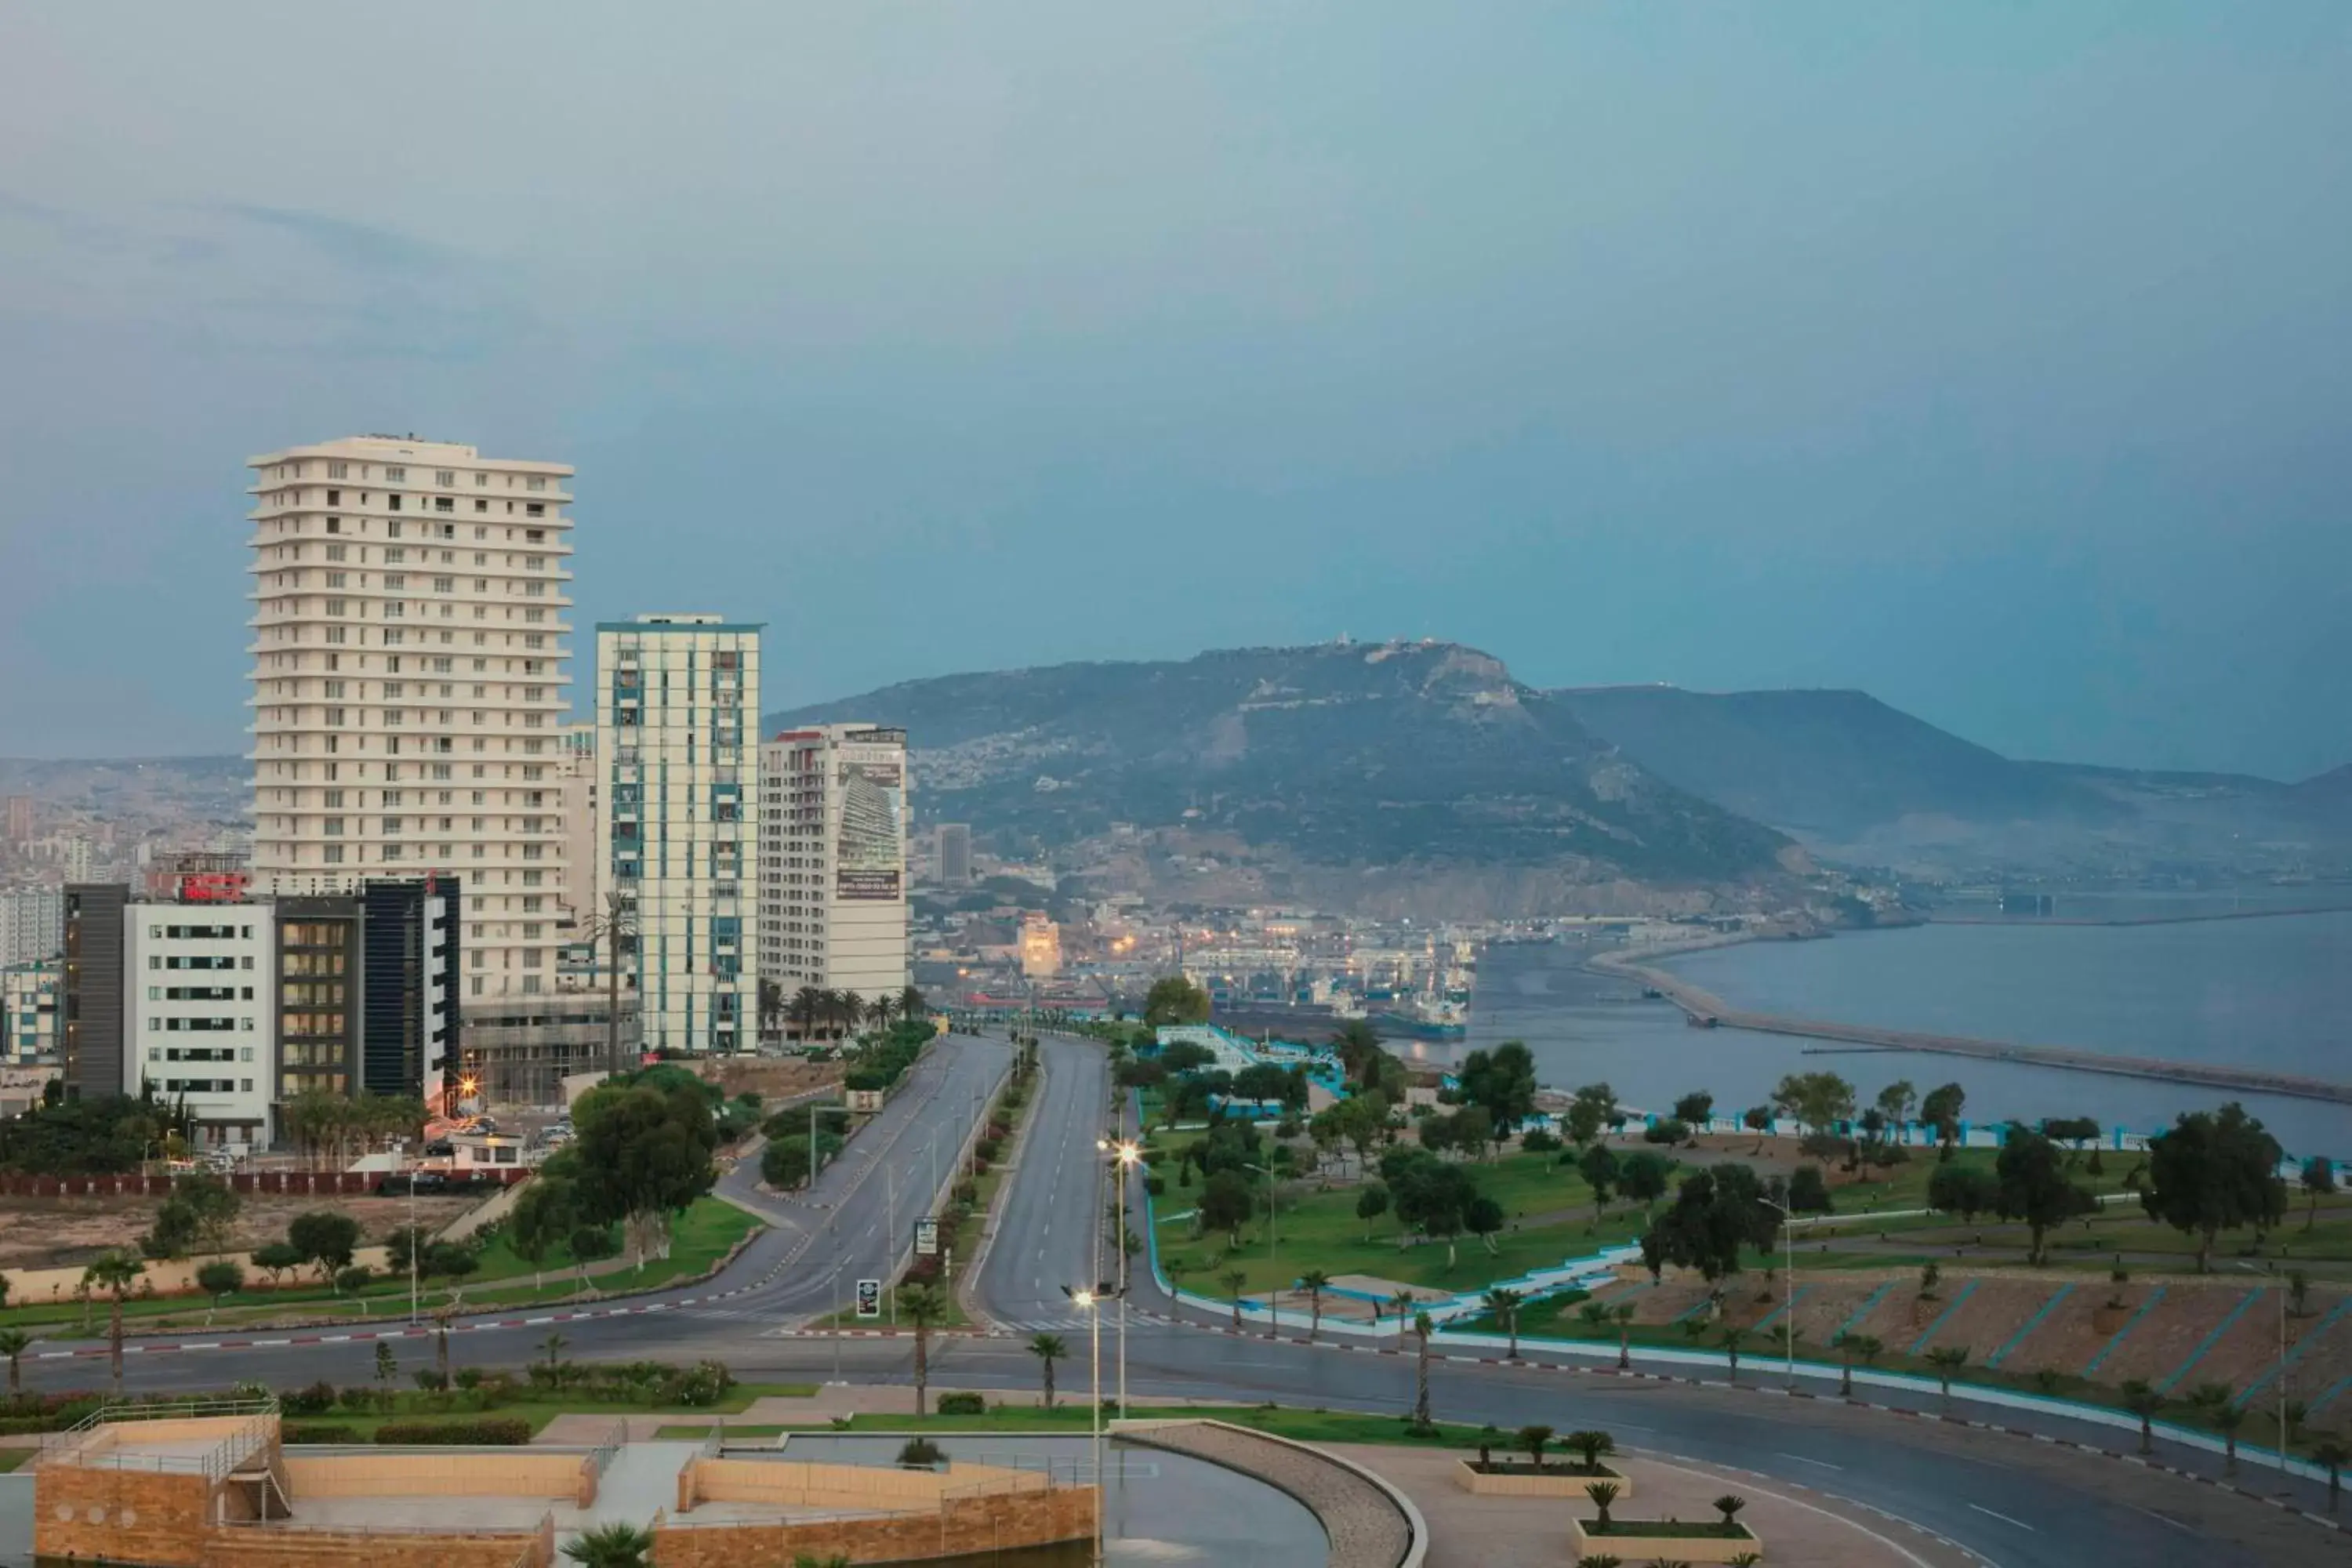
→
(1969, 1503, 2034, 1531)
(2129, 1505, 2193, 1534)
(1777, 1450, 1843, 1470)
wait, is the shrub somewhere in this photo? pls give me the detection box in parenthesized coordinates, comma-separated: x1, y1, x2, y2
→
(975, 1137, 1003, 1163)
(935, 1392, 986, 1415)
(335, 1265, 374, 1294)
(375, 1418, 534, 1445)
(1642, 1119, 1689, 1146)
(338, 1386, 376, 1412)
(570, 1225, 619, 1262)
(280, 1381, 337, 1416)
(1145, 1175, 1166, 1197)
(1520, 1128, 1560, 1153)
(283, 1424, 358, 1444)
(412, 1369, 449, 1392)
(898, 1436, 948, 1467)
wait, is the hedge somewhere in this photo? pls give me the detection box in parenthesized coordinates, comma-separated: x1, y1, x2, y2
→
(283, 1424, 360, 1444)
(374, 1417, 534, 1445)
(934, 1392, 986, 1415)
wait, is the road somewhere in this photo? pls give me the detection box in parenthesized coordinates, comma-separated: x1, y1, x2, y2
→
(15, 1030, 2343, 1565)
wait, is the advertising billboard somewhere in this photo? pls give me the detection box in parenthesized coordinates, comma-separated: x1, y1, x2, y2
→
(834, 758, 904, 901)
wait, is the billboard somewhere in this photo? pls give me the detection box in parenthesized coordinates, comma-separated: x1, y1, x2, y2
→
(834, 758, 904, 902)
(855, 1278, 882, 1318)
(914, 1218, 938, 1257)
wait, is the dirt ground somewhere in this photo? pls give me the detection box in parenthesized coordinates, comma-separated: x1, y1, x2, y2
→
(0, 1191, 480, 1271)
(695, 1057, 842, 1102)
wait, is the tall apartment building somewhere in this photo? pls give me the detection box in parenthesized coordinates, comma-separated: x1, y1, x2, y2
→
(594, 615, 762, 1054)
(4, 795, 31, 844)
(244, 437, 574, 1009)
(936, 822, 972, 887)
(759, 724, 910, 1016)
(1, 886, 64, 966)
(3, 963, 60, 1065)
(126, 910, 275, 1146)
(60, 883, 128, 1098)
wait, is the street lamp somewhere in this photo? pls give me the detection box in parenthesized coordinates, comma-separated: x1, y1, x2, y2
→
(1757, 1195, 1795, 1388)
(1098, 1135, 1142, 1413)
(1243, 1161, 1280, 1338)
(1062, 1283, 1105, 1563)
(2232, 1259, 2289, 1476)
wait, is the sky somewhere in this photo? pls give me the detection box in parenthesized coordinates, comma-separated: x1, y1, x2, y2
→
(1, 3, 2347, 779)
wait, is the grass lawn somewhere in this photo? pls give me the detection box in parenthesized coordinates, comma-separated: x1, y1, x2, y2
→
(664, 1404, 1504, 1451)
(0, 1195, 763, 1335)
(0, 1448, 29, 1473)
(1156, 1145, 1668, 1297)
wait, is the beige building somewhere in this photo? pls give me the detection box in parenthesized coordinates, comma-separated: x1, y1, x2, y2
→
(245, 436, 575, 1003)
(1018, 911, 1062, 978)
(759, 724, 910, 1018)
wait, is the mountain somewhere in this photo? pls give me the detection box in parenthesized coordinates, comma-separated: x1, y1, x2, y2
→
(769, 642, 1802, 916)
(1553, 687, 2351, 877)
(1549, 688, 2122, 840)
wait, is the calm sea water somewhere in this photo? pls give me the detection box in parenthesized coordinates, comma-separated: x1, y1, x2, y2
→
(1433, 913, 2351, 1160)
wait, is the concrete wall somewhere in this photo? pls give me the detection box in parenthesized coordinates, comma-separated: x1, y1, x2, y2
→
(655, 1483, 1094, 1567)
(35, 1462, 217, 1566)
(285, 1450, 583, 1499)
(680, 1457, 1048, 1514)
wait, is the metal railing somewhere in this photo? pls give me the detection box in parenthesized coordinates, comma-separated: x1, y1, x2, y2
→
(38, 1397, 279, 1476)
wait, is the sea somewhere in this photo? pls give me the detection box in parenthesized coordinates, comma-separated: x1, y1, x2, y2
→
(1417, 904, 2352, 1161)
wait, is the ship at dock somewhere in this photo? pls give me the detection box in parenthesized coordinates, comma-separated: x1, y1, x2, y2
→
(1192, 923, 1475, 1041)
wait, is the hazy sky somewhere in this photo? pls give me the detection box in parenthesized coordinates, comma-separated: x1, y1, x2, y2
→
(2, 3, 2346, 777)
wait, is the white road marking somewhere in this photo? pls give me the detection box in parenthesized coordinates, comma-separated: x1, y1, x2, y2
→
(1969, 1503, 2034, 1532)
(1777, 1450, 1843, 1470)
(2128, 1506, 2192, 1534)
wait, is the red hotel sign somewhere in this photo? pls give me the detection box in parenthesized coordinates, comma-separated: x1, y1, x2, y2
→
(177, 872, 250, 903)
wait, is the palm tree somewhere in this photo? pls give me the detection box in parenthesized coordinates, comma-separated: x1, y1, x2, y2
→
(1831, 1330, 1867, 1398)
(1029, 1333, 1066, 1409)
(1612, 1301, 1636, 1370)
(1224, 1269, 1250, 1331)
(1715, 1494, 1748, 1531)
(1486, 1287, 1525, 1360)
(0, 1328, 30, 1398)
(2209, 1402, 2248, 1475)
(1566, 1428, 1615, 1474)
(585, 889, 637, 1077)
(2118, 1379, 2163, 1455)
(1412, 1309, 1436, 1428)
(1299, 1269, 1332, 1341)
(1927, 1346, 1971, 1409)
(541, 1331, 570, 1372)
(82, 1251, 144, 1396)
(757, 978, 786, 1043)
(1719, 1323, 1748, 1383)
(562, 1521, 653, 1567)
(899, 984, 927, 1023)
(867, 992, 899, 1032)
(2312, 1439, 2349, 1514)
(902, 1284, 947, 1417)
(1517, 1423, 1555, 1471)
(790, 985, 825, 1042)
(1584, 1480, 1621, 1529)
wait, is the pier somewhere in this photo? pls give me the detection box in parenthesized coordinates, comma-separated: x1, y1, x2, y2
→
(1590, 949, 2352, 1107)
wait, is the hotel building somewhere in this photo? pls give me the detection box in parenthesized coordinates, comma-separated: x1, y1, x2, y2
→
(759, 724, 910, 1022)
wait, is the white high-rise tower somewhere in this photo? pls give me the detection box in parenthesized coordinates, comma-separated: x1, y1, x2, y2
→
(245, 436, 575, 1001)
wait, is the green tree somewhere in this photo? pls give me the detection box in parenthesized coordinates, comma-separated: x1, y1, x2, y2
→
(288, 1210, 361, 1283)
(1772, 1072, 1856, 1144)
(1719, 1323, 1748, 1381)
(1994, 1124, 2095, 1265)
(1584, 1480, 1621, 1529)
(1458, 1042, 1539, 1135)
(1617, 1151, 1673, 1215)
(1928, 1163, 1999, 1221)
(1412, 1309, 1435, 1428)
(0, 1327, 31, 1398)
(1224, 1269, 1250, 1330)
(1831, 1330, 1878, 1398)
(1578, 1144, 1621, 1214)
(1920, 1082, 1967, 1156)
(195, 1260, 245, 1318)
(1641, 1163, 1777, 1284)
(2140, 1103, 2288, 1272)
(568, 1080, 720, 1267)
(1029, 1333, 1065, 1408)
(1199, 1171, 1256, 1247)
(1517, 1422, 1555, 1470)
(82, 1250, 144, 1396)
(902, 1284, 947, 1417)
(1355, 1181, 1390, 1240)
(1565, 1083, 1617, 1149)
(1787, 1165, 1834, 1214)
(1612, 1301, 1636, 1370)
(1875, 1080, 1918, 1134)
(1672, 1091, 1715, 1131)
(1142, 976, 1211, 1026)
(2300, 1155, 2337, 1231)
(510, 1171, 577, 1290)
(1741, 1104, 1774, 1153)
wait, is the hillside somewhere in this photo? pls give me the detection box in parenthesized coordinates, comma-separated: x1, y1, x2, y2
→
(769, 642, 1799, 916)
(1554, 687, 2351, 877)
(1550, 687, 2122, 839)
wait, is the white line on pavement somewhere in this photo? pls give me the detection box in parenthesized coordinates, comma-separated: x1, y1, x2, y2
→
(1969, 1503, 2035, 1532)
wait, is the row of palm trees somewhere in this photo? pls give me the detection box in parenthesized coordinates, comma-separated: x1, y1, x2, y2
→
(757, 982, 927, 1042)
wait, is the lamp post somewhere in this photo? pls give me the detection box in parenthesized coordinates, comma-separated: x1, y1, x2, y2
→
(1064, 1285, 1104, 1564)
(1098, 1134, 1142, 1414)
(1244, 1161, 1279, 1338)
(1758, 1196, 1795, 1388)
(2233, 1259, 2289, 1475)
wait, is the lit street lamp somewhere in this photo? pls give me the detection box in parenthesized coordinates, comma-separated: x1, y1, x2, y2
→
(1098, 1134, 1142, 1413)
(1062, 1283, 1106, 1563)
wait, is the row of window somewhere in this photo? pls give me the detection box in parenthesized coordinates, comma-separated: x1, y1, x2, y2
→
(147, 1046, 254, 1063)
(147, 1017, 254, 1032)
(151, 954, 249, 971)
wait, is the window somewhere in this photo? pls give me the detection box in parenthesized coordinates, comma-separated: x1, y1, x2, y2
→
(385, 573, 407, 590)
(385, 466, 407, 481)
(325, 572, 347, 589)
(328, 463, 348, 480)
(325, 544, 347, 562)
(435, 470, 455, 486)
(525, 503, 545, 517)
(326, 487, 342, 503)
(527, 476, 546, 492)
(435, 497, 455, 513)
(386, 546, 407, 563)
(325, 599, 347, 617)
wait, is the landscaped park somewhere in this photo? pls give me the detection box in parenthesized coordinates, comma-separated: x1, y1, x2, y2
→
(1114, 1016, 2352, 1468)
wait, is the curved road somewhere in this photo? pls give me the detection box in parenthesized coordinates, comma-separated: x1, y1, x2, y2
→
(16, 1032, 2341, 1566)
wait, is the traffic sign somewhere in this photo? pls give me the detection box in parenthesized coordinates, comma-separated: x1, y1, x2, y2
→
(914, 1218, 939, 1257)
(855, 1278, 882, 1319)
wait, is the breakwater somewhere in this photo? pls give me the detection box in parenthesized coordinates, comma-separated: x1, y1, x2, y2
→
(1590, 946, 2352, 1108)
